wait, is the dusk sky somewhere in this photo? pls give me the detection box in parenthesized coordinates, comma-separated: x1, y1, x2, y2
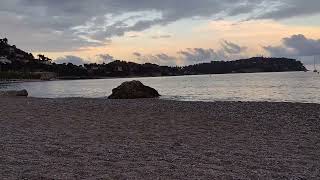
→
(1, 0, 320, 66)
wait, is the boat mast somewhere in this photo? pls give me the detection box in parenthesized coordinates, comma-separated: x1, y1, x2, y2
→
(314, 56, 318, 73)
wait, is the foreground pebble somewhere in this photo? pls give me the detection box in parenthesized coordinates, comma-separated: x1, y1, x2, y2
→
(0, 98, 319, 179)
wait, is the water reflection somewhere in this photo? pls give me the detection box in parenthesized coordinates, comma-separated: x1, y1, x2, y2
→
(0, 82, 20, 91)
(1, 72, 320, 103)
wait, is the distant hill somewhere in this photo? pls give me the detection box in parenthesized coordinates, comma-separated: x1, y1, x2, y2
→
(183, 57, 307, 75)
(0, 38, 307, 80)
(0, 38, 52, 66)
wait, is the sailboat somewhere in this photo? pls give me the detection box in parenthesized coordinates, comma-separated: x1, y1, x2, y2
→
(314, 56, 318, 73)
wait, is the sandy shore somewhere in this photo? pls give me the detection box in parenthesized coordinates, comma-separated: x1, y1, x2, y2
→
(0, 98, 319, 179)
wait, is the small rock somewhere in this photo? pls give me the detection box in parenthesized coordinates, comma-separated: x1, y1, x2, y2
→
(0, 89, 28, 97)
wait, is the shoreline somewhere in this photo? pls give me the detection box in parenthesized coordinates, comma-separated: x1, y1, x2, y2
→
(0, 70, 311, 83)
(6, 96, 320, 105)
(1, 97, 319, 179)
(25, 96, 320, 105)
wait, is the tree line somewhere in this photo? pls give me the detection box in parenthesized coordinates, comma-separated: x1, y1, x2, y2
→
(0, 38, 307, 79)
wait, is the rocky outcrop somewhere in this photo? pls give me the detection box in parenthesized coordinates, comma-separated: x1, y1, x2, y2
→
(108, 80, 160, 99)
(34, 72, 56, 80)
(0, 89, 28, 97)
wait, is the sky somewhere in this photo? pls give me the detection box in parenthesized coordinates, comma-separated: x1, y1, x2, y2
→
(1, 0, 320, 67)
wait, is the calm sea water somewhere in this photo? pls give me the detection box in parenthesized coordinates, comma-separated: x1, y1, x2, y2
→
(1, 72, 320, 103)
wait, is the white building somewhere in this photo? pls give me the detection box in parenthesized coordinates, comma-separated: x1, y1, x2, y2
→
(41, 61, 52, 65)
(8, 47, 15, 54)
(0, 56, 11, 64)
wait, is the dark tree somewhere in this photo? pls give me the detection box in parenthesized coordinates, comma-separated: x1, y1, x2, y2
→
(3, 38, 8, 44)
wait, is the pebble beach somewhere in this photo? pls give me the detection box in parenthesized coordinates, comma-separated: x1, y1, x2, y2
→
(0, 97, 320, 179)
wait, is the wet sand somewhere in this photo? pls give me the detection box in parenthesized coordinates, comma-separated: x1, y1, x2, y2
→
(0, 98, 319, 179)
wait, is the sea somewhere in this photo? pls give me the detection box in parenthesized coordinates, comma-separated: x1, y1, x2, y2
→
(1, 72, 320, 104)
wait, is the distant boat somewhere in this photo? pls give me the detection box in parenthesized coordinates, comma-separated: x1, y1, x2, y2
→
(314, 56, 318, 73)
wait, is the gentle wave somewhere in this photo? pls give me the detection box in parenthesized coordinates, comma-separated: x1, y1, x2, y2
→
(1, 72, 320, 103)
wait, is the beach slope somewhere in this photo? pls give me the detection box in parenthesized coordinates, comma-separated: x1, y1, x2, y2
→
(0, 98, 319, 179)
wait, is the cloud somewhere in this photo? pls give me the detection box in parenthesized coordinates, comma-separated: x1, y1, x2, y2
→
(151, 35, 172, 39)
(133, 52, 142, 57)
(96, 53, 115, 63)
(221, 40, 247, 54)
(178, 48, 223, 64)
(264, 34, 320, 57)
(54, 55, 88, 65)
(128, 35, 139, 38)
(134, 52, 178, 66)
(250, 0, 320, 20)
(178, 41, 247, 64)
(55, 53, 117, 65)
(134, 41, 247, 65)
(2, 0, 319, 52)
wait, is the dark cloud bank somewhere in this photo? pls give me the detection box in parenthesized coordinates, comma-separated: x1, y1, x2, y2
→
(1, 0, 319, 51)
(264, 34, 320, 57)
(264, 34, 320, 66)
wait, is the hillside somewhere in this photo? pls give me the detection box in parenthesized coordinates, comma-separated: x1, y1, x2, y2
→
(0, 38, 307, 80)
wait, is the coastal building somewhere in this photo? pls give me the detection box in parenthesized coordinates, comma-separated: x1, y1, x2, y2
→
(91, 66, 99, 70)
(14, 54, 30, 63)
(116, 66, 123, 72)
(8, 47, 15, 54)
(40, 61, 53, 65)
(16, 54, 24, 58)
(0, 56, 11, 64)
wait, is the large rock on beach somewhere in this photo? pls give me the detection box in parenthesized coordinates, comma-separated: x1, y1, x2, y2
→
(0, 89, 28, 97)
(108, 80, 160, 99)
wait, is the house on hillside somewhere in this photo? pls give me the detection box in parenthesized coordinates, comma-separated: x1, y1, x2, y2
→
(16, 54, 24, 58)
(40, 60, 53, 65)
(15, 54, 31, 63)
(91, 66, 99, 70)
(0, 56, 11, 64)
(115, 66, 123, 72)
(8, 47, 15, 54)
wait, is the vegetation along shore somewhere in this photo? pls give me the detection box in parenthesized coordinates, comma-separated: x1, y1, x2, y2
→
(1, 38, 307, 80)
